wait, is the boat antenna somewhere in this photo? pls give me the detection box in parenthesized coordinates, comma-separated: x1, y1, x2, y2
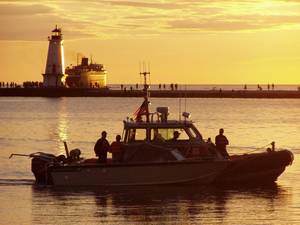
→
(179, 85, 181, 121)
(139, 62, 142, 85)
(148, 62, 151, 86)
(185, 84, 187, 113)
(139, 68, 150, 123)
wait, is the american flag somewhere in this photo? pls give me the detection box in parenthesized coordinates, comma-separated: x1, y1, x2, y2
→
(133, 100, 148, 121)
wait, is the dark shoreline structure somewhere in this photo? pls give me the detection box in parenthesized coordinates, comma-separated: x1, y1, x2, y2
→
(1, 87, 300, 98)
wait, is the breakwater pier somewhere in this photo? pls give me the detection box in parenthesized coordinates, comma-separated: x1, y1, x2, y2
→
(1, 87, 300, 98)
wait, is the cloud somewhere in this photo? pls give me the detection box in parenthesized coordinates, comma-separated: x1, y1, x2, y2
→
(2, 0, 300, 41)
(0, 2, 97, 40)
(168, 14, 300, 32)
(102, 0, 181, 9)
(168, 19, 260, 31)
(0, 3, 52, 15)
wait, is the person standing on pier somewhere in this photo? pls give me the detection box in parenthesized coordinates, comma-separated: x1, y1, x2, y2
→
(215, 128, 229, 158)
(94, 131, 110, 163)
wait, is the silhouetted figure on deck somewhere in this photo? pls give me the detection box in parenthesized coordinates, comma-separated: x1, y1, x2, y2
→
(94, 131, 110, 163)
(153, 130, 165, 142)
(215, 128, 229, 158)
(170, 131, 180, 141)
(206, 137, 214, 146)
(110, 135, 123, 163)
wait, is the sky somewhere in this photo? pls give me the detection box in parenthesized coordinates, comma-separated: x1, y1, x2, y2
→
(1, 0, 300, 84)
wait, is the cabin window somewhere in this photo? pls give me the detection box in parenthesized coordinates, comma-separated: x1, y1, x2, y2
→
(151, 128, 190, 141)
(176, 129, 190, 140)
(127, 128, 147, 142)
(151, 129, 167, 142)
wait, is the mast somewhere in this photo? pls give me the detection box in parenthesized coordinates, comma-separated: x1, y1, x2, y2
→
(139, 71, 150, 123)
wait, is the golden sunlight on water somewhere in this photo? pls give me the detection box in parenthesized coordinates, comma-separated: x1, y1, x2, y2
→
(0, 97, 299, 224)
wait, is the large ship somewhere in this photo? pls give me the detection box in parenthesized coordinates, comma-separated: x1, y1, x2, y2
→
(65, 57, 107, 88)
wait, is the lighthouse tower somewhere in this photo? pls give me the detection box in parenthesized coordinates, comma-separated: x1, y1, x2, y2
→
(42, 26, 65, 87)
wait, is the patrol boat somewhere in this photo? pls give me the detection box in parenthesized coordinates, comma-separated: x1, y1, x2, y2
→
(10, 72, 230, 186)
(10, 71, 293, 186)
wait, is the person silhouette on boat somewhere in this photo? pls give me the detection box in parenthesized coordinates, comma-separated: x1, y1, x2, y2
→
(206, 137, 214, 146)
(109, 135, 123, 163)
(215, 128, 229, 158)
(153, 129, 165, 142)
(94, 131, 110, 163)
(170, 131, 180, 141)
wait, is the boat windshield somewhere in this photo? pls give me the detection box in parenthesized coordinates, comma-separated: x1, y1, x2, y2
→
(151, 128, 191, 141)
(124, 125, 202, 143)
(126, 128, 147, 142)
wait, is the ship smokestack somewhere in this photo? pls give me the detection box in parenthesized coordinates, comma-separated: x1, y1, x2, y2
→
(42, 25, 65, 87)
(81, 57, 89, 66)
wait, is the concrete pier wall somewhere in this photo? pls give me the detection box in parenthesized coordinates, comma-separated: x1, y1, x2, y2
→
(1, 88, 300, 98)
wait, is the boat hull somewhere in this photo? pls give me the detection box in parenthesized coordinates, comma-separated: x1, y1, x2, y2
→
(50, 160, 228, 186)
(214, 150, 293, 185)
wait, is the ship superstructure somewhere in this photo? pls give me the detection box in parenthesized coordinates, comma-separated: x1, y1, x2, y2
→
(65, 57, 107, 88)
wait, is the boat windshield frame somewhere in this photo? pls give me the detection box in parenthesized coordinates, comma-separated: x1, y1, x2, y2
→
(123, 120, 203, 143)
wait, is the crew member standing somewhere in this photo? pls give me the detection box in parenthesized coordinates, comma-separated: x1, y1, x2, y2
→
(94, 131, 110, 163)
(215, 128, 229, 158)
(110, 135, 123, 163)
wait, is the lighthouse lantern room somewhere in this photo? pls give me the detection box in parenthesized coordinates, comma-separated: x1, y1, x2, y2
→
(42, 25, 65, 87)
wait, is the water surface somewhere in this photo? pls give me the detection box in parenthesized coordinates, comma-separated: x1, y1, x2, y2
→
(0, 97, 299, 224)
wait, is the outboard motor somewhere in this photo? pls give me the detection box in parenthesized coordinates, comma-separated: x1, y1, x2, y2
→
(31, 152, 56, 185)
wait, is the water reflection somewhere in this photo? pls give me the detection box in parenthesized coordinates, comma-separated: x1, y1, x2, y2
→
(30, 184, 286, 224)
(57, 115, 68, 154)
(47, 98, 69, 155)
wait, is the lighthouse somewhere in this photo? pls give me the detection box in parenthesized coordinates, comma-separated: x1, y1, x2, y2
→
(42, 26, 65, 87)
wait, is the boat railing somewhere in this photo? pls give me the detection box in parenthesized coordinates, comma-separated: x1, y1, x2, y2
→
(150, 112, 160, 123)
(9, 152, 56, 160)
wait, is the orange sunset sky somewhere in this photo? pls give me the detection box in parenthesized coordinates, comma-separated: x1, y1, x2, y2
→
(1, 0, 300, 84)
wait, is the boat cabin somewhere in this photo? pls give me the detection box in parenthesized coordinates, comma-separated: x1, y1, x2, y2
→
(121, 107, 215, 159)
(123, 120, 203, 144)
